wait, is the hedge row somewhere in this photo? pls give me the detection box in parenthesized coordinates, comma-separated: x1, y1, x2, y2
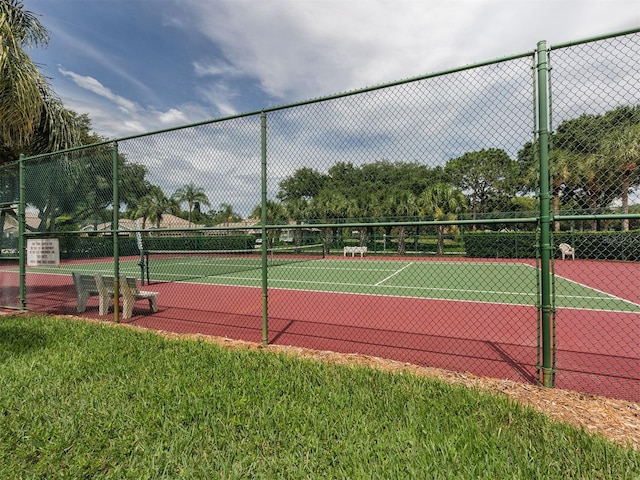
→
(58, 236, 139, 259)
(339, 234, 463, 254)
(462, 232, 537, 259)
(554, 231, 640, 261)
(462, 230, 640, 261)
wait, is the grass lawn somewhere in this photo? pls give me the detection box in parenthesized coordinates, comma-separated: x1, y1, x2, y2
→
(0, 315, 638, 479)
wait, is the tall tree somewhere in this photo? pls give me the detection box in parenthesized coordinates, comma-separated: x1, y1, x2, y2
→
(217, 203, 235, 226)
(308, 190, 348, 252)
(419, 183, 467, 255)
(551, 105, 640, 230)
(0, 2, 83, 238)
(282, 197, 309, 248)
(251, 200, 287, 247)
(385, 189, 417, 255)
(133, 187, 169, 229)
(599, 123, 640, 231)
(444, 148, 516, 226)
(277, 167, 326, 202)
(172, 182, 210, 227)
(549, 149, 578, 231)
(345, 192, 378, 247)
(574, 153, 608, 230)
(0, 0, 79, 153)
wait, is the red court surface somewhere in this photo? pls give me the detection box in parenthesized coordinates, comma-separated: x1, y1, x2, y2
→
(3, 258, 639, 403)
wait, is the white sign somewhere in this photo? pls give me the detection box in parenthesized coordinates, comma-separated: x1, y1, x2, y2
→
(27, 239, 60, 267)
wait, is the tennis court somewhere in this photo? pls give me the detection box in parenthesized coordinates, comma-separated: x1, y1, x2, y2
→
(6, 253, 640, 402)
(22, 252, 640, 312)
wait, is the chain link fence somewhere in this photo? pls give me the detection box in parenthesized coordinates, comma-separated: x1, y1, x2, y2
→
(2, 29, 638, 402)
(548, 32, 640, 399)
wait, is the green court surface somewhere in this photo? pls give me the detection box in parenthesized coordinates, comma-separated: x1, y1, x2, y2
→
(21, 257, 640, 313)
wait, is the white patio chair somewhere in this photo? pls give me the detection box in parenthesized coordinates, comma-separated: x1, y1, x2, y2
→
(558, 243, 575, 260)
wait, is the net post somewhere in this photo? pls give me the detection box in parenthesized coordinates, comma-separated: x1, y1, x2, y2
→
(134, 220, 145, 285)
(138, 251, 146, 285)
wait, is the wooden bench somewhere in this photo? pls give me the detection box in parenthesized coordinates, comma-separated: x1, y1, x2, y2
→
(94, 274, 159, 319)
(72, 272, 100, 313)
(344, 246, 367, 257)
(119, 274, 159, 319)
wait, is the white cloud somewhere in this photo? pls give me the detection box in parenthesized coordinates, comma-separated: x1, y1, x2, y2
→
(184, 0, 639, 103)
(193, 61, 242, 78)
(37, 0, 639, 139)
(158, 108, 189, 125)
(54, 67, 214, 138)
(58, 67, 138, 114)
(196, 82, 240, 117)
(44, 18, 158, 102)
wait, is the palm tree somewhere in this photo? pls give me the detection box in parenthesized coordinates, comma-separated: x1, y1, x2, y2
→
(575, 153, 608, 231)
(218, 203, 235, 226)
(419, 183, 467, 255)
(599, 124, 640, 231)
(346, 192, 379, 247)
(131, 196, 152, 230)
(0, 0, 79, 151)
(385, 189, 417, 255)
(251, 200, 287, 247)
(172, 182, 210, 227)
(133, 188, 169, 230)
(309, 190, 347, 253)
(550, 149, 577, 231)
(283, 198, 309, 248)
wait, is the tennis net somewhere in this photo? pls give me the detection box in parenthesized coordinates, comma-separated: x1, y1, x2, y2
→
(143, 243, 325, 284)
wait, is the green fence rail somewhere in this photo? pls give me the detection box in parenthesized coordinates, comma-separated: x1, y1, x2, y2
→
(2, 28, 639, 403)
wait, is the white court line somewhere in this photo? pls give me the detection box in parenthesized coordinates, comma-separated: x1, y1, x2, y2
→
(286, 264, 397, 273)
(551, 269, 640, 309)
(178, 276, 640, 313)
(269, 277, 538, 297)
(510, 262, 640, 308)
(375, 262, 414, 286)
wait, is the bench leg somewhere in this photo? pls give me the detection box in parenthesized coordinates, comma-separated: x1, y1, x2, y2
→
(122, 296, 134, 319)
(148, 296, 158, 313)
(99, 294, 112, 315)
(77, 293, 89, 313)
(122, 295, 158, 319)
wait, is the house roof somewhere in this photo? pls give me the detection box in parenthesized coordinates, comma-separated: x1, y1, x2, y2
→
(2, 211, 40, 234)
(82, 214, 205, 232)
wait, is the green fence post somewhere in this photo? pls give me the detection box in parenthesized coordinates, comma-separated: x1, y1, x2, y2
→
(261, 112, 269, 346)
(112, 142, 120, 323)
(536, 41, 555, 388)
(18, 154, 26, 310)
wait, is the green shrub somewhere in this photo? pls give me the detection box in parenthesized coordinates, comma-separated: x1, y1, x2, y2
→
(555, 230, 640, 261)
(58, 236, 139, 259)
(463, 230, 640, 260)
(462, 232, 538, 258)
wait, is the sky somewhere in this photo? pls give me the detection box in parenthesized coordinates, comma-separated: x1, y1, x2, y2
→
(23, 0, 640, 140)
